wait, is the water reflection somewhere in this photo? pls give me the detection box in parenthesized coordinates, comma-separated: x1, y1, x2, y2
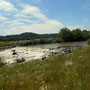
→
(30, 41, 87, 49)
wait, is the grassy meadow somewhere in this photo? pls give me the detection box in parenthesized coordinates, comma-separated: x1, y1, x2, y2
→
(0, 46, 90, 90)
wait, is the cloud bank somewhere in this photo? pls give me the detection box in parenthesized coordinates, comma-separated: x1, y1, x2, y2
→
(0, 0, 64, 35)
(0, 0, 90, 35)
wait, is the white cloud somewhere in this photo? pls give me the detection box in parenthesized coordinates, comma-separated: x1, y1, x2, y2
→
(17, 4, 48, 21)
(0, 0, 17, 12)
(34, 0, 42, 3)
(6, 23, 61, 35)
(20, 4, 40, 14)
(82, 3, 90, 11)
(68, 25, 84, 30)
(0, 15, 8, 20)
(4, 19, 64, 35)
(30, 0, 42, 4)
(83, 18, 88, 23)
(21, 20, 63, 33)
(0, 1, 64, 35)
(15, 14, 31, 18)
(68, 25, 90, 30)
(16, 4, 64, 24)
(20, 19, 40, 23)
(5, 3, 64, 35)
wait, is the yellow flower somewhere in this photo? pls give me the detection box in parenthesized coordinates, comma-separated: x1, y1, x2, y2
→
(42, 80, 45, 84)
(45, 85, 47, 88)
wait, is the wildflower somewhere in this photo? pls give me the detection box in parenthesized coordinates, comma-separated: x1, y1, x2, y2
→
(45, 85, 47, 88)
(42, 80, 45, 84)
(45, 85, 47, 90)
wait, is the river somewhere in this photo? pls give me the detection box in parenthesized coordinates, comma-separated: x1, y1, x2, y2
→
(0, 41, 88, 64)
(30, 41, 88, 49)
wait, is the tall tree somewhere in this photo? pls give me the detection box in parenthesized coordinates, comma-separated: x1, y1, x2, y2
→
(59, 28, 73, 42)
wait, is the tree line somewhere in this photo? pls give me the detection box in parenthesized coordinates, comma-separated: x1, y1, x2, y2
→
(59, 28, 90, 42)
(0, 28, 90, 42)
(0, 33, 57, 41)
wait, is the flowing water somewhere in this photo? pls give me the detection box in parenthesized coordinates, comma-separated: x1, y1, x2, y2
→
(30, 41, 87, 49)
(0, 41, 88, 64)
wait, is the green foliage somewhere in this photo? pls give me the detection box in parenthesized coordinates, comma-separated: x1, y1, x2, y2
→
(0, 58, 6, 67)
(88, 39, 90, 45)
(59, 28, 90, 42)
(59, 28, 73, 42)
(0, 47, 90, 90)
(0, 38, 62, 47)
(0, 32, 58, 41)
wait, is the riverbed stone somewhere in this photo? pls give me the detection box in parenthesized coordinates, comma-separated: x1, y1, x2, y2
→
(16, 58, 25, 63)
(0, 46, 75, 64)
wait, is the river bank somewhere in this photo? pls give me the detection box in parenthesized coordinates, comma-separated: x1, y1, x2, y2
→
(0, 46, 90, 90)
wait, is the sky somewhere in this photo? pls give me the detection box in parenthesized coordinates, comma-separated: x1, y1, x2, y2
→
(0, 0, 90, 35)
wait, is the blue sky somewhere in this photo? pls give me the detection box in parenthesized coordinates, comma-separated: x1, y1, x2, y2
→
(0, 0, 90, 35)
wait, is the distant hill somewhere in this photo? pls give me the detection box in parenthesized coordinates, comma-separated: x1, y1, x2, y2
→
(0, 32, 58, 41)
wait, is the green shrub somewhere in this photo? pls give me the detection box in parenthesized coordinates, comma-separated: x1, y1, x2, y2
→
(88, 39, 90, 45)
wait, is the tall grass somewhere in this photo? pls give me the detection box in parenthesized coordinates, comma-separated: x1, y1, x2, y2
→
(0, 58, 6, 67)
(0, 46, 90, 90)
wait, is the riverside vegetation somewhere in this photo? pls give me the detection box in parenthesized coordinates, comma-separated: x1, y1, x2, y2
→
(88, 39, 90, 45)
(0, 38, 62, 48)
(0, 46, 90, 90)
(0, 28, 90, 48)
